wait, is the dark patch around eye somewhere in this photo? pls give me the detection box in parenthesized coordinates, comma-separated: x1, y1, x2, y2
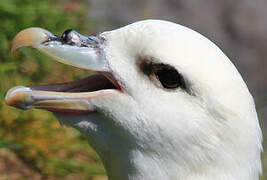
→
(139, 61, 154, 76)
(139, 59, 187, 90)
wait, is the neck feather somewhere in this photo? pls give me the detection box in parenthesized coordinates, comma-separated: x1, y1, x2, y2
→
(102, 147, 260, 180)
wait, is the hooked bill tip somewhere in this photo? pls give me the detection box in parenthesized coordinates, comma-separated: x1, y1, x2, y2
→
(5, 86, 32, 109)
(10, 27, 52, 54)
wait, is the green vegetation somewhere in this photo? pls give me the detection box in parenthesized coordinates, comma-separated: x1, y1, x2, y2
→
(0, 0, 266, 180)
(0, 0, 105, 179)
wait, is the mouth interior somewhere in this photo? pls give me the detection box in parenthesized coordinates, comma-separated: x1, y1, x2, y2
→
(30, 73, 118, 93)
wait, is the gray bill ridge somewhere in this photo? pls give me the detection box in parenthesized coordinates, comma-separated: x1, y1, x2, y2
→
(5, 28, 120, 113)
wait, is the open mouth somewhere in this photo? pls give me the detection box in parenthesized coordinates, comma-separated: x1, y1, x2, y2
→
(5, 28, 121, 114)
(31, 73, 118, 93)
(6, 73, 120, 114)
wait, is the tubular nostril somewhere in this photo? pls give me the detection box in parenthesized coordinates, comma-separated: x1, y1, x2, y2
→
(61, 29, 74, 42)
(60, 29, 95, 47)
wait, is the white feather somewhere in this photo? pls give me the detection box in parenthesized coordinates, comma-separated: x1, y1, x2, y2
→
(56, 20, 262, 180)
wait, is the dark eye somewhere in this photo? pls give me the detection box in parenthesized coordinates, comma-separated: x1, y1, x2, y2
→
(139, 59, 187, 90)
(154, 65, 186, 89)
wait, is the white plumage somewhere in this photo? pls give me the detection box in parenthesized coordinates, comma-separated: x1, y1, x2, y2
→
(56, 20, 262, 180)
(6, 20, 263, 180)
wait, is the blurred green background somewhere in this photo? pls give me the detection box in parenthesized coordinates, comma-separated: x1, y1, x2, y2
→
(0, 0, 266, 180)
(0, 0, 106, 179)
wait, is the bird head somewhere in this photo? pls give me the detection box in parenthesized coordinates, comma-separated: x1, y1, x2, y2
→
(5, 20, 262, 180)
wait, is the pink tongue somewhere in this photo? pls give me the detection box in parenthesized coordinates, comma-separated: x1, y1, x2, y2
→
(30, 73, 116, 92)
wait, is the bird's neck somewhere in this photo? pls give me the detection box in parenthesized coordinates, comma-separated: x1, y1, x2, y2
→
(101, 147, 253, 180)
(97, 131, 260, 180)
(57, 114, 261, 180)
(101, 148, 180, 180)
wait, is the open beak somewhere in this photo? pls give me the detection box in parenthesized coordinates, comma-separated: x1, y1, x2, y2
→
(5, 28, 120, 114)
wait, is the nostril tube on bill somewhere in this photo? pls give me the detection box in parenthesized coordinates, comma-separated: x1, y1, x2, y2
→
(61, 29, 96, 47)
(61, 29, 84, 46)
(61, 29, 74, 42)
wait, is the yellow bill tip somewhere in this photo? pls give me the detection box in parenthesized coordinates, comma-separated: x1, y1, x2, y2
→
(5, 86, 32, 109)
(10, 27, 51, 54)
